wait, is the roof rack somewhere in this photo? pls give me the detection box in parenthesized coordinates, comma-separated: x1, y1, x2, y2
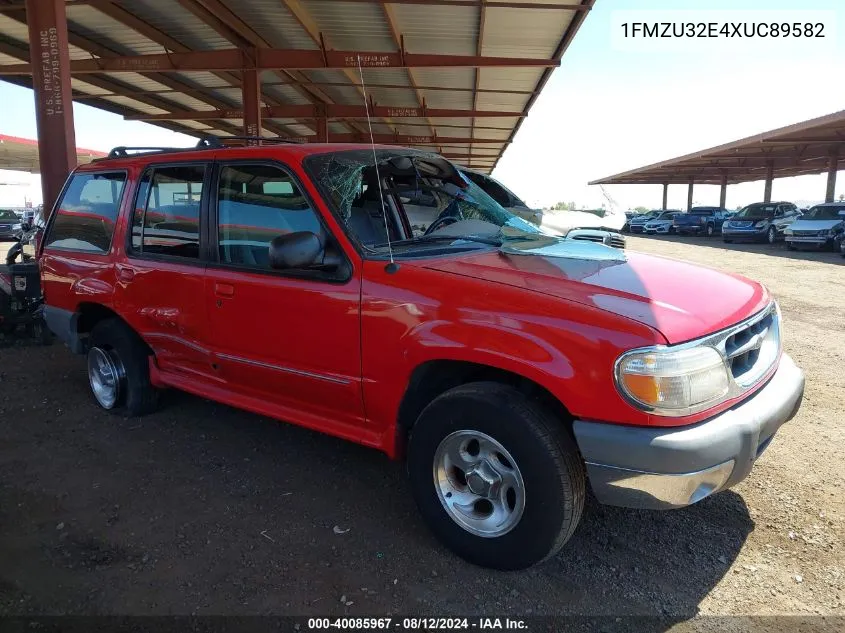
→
(197, 135, 305, 147)
(101, 135, 303, 160)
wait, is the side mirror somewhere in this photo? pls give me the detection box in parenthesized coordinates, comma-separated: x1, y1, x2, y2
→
(269, 231, 323, 270)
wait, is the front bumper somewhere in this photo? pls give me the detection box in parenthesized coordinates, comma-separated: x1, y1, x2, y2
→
(573, 353, 804, 510)
(723, 227, 767, 241)
(785, 236, 830, 246)
(629, 225, 646, 233)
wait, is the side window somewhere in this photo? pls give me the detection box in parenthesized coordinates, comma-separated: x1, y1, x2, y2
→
(130, 165, 205, 259)
(217, 164, 322, 268)
(45, 171, 127, 253)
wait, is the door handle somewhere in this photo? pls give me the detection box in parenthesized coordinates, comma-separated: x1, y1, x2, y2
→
(117, 266, 135, 282)
(214, 282, 235, 298)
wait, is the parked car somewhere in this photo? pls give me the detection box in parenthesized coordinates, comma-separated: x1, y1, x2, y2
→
(39, 140, 804, 570)
(722, 202, 801, 244)
(459, 169, 542, 226)
(0, 209, 24, 242)
(627, 210, 662, 233)
(643, 211, 681, 235)
(783, 203, 845, 251)
(673, 207, 732, 237)
(839, 232, 845, 258)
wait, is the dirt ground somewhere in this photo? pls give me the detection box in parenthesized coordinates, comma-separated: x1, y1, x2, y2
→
(0, 236, 843, 625)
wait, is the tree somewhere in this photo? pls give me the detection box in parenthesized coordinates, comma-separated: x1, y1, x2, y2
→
(634, 206, 649, 213)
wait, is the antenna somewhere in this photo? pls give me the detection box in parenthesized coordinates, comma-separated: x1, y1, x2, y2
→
(356, 55, 397, 273)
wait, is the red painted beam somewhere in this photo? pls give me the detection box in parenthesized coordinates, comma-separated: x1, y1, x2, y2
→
(328, 133, 508, 145)
(0, 49, 558, 74)
(124, 105, 523, 121)
(25, 0, 77, 216)
(242, 68, 261, 139)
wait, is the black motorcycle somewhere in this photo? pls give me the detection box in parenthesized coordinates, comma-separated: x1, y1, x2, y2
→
(0, 221, 51, 344)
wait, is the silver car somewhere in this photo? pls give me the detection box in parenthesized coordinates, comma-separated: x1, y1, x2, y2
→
(784, 203, 845, 250)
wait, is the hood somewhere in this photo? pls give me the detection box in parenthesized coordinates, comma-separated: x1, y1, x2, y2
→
(788, 218, 843, 231)
(419, 239, 768, 344)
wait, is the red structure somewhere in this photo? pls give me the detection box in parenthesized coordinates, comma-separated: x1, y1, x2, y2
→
(0, 0, 596, 216)
(591, 110, 845, 208)
(23, 0, 76, 214)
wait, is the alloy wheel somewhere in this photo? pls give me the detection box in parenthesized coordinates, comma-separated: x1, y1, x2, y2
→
(433, 430, 526, 538)
(87, 346, 125, 409)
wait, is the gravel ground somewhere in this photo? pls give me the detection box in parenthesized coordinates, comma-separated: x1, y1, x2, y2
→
(0, 236, 842, 626)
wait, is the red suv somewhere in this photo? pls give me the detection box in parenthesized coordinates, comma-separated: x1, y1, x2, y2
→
(39, 139, 805, 570)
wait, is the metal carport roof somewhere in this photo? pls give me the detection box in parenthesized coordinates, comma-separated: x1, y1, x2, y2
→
(0, 132, 105, 171)
(0, 0, 596, 174)
(590, 109, 845, 186)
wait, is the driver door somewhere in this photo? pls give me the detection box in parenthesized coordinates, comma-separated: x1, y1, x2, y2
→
(203, 161, 365, 429)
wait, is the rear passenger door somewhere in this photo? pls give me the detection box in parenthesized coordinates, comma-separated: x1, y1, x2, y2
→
(113, 163, 213, 379)
(203, 161, 364, 428)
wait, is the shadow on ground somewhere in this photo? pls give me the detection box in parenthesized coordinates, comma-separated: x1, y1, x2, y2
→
(0, 346, 753, 628)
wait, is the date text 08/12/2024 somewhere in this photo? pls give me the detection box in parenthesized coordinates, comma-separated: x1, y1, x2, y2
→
(307, 618, 527, 630)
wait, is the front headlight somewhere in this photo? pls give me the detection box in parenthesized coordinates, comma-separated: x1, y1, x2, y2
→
(754, 220, 768, 228)
(615, 345, 730, 416)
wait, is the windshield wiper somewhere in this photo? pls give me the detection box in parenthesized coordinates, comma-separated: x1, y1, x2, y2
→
(373, 234, 504, 248)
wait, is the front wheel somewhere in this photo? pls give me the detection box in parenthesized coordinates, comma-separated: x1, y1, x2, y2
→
(705, 224, 715, 237)
(407, 382, 585, 570)
(767, 226, 777, 244)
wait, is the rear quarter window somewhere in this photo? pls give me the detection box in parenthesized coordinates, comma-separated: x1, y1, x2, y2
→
(45, 171, 127, 253)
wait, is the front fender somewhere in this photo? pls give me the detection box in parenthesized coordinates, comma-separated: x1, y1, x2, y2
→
(360, 263, 663, 455)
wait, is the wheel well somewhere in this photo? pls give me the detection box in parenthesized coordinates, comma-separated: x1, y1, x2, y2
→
(395, 360, 572, 457)
(75, 303, 150, 354)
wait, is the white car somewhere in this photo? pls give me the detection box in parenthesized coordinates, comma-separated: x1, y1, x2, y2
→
(784, 203, 845, 250)
(643, 211, 680, 235)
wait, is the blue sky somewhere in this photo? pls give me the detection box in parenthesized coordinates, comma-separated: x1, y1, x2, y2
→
(2, 0, 844, 210)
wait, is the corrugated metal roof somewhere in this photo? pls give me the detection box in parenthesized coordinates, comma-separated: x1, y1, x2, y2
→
(0, 0, 595, 173)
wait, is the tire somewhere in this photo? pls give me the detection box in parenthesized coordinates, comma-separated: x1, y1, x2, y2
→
(786, 242, 796, 251)
(767, 226, 777, 244)
(88, 318, 159, 416)
(407, 382, 585, 570)
(668, 226, 676, 235)
(705, 224, 715, 238)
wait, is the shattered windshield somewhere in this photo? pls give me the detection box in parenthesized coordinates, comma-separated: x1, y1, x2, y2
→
(304, 149, 543, 255)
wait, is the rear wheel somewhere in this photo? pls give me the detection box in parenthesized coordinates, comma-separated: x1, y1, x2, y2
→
(705, 224, 715, 237)
(407, 382, 585, 570)
(88, 319, 159, 416)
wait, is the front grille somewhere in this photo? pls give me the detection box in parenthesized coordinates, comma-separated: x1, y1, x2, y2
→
(730, 221, 753, 228)
(792, 229, 822, 237)
(570, 233, 626, 249)
(716, 305, 780, 389)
